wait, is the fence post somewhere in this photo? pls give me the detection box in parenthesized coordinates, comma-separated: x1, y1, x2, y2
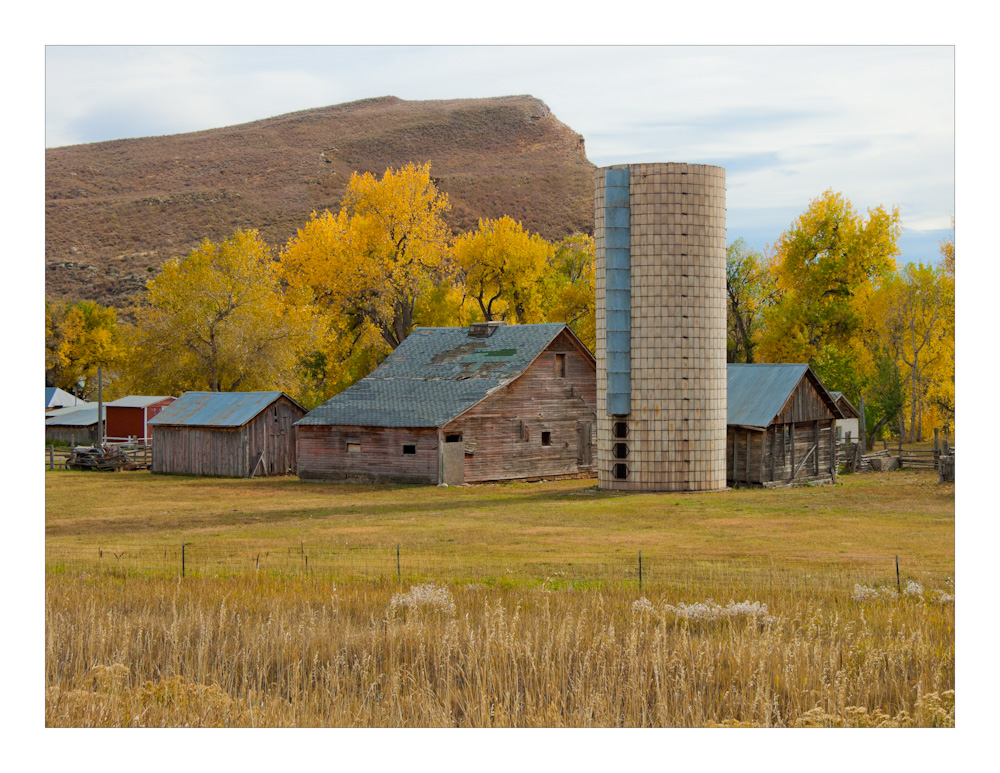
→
(895, 555, 901, 597)
(397, 544, 401, 582)
(639, 550, 642, 591)
(934, 428, 940, 469)
(182, 542, 186, 578)
(49, 445, 54, 470)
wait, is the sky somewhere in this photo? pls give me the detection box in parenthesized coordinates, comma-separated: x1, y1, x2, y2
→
(44, 44, 955, 263)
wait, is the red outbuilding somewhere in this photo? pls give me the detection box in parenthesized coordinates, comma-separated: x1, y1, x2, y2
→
(104, 395, 176, 443)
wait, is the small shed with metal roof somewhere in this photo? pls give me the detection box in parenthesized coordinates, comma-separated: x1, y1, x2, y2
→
(829, 391, 861, 446)
(105, 395, 176, 443)
(45, 403, 103, 446)
(296, 322, 597, 484)
(727, 363, 843, 488)
(149, 391, 306, 477)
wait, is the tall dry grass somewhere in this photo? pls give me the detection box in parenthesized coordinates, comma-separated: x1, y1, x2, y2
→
(45, 571, 954, 727)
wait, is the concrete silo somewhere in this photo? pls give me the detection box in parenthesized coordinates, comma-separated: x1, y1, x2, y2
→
(594, 163, 727, 491)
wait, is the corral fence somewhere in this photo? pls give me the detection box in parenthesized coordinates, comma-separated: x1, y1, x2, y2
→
(837, 427, 955, 479)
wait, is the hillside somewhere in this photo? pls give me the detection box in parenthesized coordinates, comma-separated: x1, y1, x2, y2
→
(45, 95, 595, 308)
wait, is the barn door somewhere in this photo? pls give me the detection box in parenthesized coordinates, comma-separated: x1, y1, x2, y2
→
(442, 433, 465, 486)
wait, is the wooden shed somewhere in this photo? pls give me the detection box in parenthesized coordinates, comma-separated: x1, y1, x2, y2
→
(727, 364, 843, 488)
(149, 391, 306, 477)
(45, 404, 102, 446)
(105, 395, 176, 443)
(829, 391, 861, 446)
(296, 322, 597, 485)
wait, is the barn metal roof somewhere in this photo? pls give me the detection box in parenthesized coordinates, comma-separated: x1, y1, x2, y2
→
(727, 363, 840, 428)
(105, 395, 174, 408)
(149, 391, 301, 428)
(45, 405, 104, 426)
(297, 323, 583, 428)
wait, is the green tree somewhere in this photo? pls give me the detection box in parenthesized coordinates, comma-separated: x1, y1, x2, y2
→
(120, 229, 316, 395)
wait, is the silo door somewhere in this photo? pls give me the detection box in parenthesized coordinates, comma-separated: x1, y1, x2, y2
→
(443, 433, 465, 486)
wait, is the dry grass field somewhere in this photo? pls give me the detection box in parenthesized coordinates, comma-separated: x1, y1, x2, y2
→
(45, 469, 954, 727)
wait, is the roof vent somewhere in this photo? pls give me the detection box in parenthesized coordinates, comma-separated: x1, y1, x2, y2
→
(468, 321, 506, 338)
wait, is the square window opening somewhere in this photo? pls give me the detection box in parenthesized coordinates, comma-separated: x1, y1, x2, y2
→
(402, 444, 417, 455)
(541, 431, 552, 446)
(347, 442, 361, 454)
(555, 353, 566, 378)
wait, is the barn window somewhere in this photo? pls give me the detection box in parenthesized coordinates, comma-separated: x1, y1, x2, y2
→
(541, 431, 552, 446)
(555, 353, 566, 378)
(446, 434, 462, 443)
(402, 444, 416, 455)
(347, 442, 361, 453)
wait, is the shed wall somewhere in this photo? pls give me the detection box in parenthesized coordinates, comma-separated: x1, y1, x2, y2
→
(152, 396, 303, 477)
(152, 425, 248, 476)
(727, 420, 837, 486)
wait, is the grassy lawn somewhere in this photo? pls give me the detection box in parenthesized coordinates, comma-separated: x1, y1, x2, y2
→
(45, 469, 954, 590)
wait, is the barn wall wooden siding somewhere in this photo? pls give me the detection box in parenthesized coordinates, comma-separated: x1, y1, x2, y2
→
(446, 331, 598, 483)
(297, 426, 440, 483)
(726, 374, 838, 487)
(151, 396, 304, 477)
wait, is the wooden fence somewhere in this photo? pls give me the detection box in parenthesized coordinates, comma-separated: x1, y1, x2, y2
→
(837, 428, 955, 477)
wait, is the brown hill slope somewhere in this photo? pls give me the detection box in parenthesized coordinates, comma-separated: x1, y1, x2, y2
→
(45, 95, 595, 308)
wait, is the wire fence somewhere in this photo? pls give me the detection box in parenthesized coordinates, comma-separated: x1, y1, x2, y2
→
(44, 540, 942, 593)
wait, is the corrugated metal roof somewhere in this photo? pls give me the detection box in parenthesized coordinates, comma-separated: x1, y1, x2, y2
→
(46, 386, 83, 408)
(297, 323, 578, 428)
(727, 363, 811, 428)
(45, 405, 104, 426)
(149, 391, 297, 427)
(105, 395, 175, 408)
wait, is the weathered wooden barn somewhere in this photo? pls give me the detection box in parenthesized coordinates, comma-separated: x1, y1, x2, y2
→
(149, 391, 307, 477)
(296, 322, 598, 485)
(45, 404, 102, 446)
(829, 391, 861, 446)
(727, 364, 843, 488)
(105, 395, 176, 442)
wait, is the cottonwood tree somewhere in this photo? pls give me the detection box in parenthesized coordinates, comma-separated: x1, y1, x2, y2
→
(725, 238, 777, 363)
(454, 216, 553, 324)
(545, 233, 596, 351)
(45, 299, 121, 398)
(120, 229, 316, 395)
(282, 163, 456, 402)
(869, 260, 953, 441)
(758, 190, 901, 371)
